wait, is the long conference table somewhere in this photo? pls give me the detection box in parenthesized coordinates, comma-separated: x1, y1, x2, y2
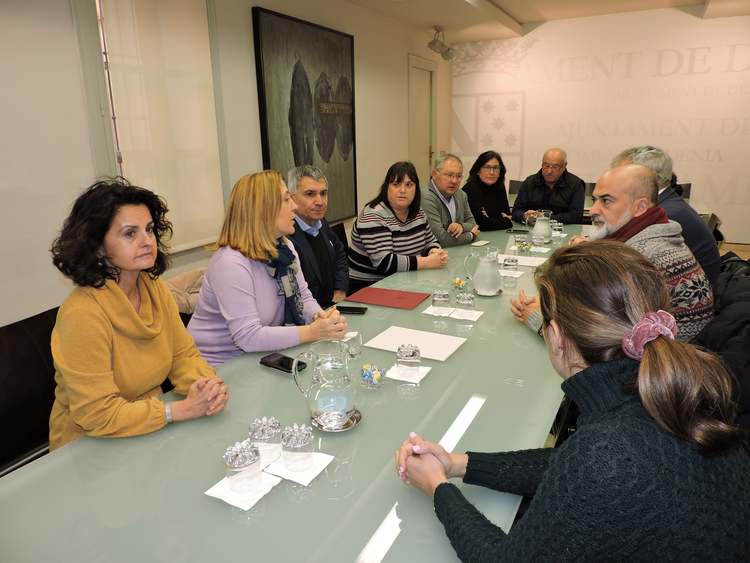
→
(0, 227, 579, 563)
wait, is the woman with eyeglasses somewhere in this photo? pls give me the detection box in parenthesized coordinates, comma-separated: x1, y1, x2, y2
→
(348, 161, 448, 293)
(395, 240, 750, 561)
(461, 151, 512, 231)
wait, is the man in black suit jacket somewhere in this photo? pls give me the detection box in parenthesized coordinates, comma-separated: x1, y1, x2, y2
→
(287, 165, 349, 308)
(511, 147, 585, 224)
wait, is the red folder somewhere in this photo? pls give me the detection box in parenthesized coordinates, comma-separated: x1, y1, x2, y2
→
(345, 287, 430, 310)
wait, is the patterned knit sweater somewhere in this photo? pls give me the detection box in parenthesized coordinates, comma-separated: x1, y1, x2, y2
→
(433, 358, 750, 562)
(627, 221, 714, 340)
(526, 221, 714, 341)
(348, 201, 440, 285)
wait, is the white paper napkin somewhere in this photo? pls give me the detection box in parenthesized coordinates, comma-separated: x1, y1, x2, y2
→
(470, 240, 490, 246)
(422, 305, 454, 317)
(263, 452, 334, 487)
(552, 232, 568, 238)
(343, 331, 359, 341)
(205, 472, 282, 511)
(449, 309, 483, 321)
(385, 364, 432, 384)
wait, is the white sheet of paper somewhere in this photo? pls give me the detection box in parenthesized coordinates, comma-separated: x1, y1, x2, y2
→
(343, 331, 359, 342)
(364, 326, 466, 361)
(497, 254, 546, 268)
(385, 364, 431, 384)
(422, 305, 455, 317)
(263, 452, 334, 487)
(205, 472, 282, 511)
(552, 232, 568, 238)
(449, 309, 484, 321)
(470, 239, 490, 246)
(499, 269, 524, 278)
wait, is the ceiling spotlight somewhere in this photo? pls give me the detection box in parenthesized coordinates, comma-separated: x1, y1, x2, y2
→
(428, 26, 455, 61)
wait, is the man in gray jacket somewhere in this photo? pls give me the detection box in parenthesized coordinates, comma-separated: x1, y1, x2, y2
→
(422, 154, 479, 247)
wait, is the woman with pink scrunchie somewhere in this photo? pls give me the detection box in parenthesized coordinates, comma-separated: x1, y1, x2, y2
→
(395, 240, 750, 562)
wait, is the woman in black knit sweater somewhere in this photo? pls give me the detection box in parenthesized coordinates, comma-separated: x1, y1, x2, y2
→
(395, 240, 750, 562)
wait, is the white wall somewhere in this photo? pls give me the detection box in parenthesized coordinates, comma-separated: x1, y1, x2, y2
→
(208, 0, 451, 206)
(0, 1, 96, 326)
(0, 0, 451, 326)
(451, 8, 750, 243)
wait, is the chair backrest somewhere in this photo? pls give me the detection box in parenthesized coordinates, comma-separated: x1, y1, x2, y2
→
(585, 182, 596, 197)
(0, 307, 59, 476)
(329, 221, 350, 254)
(164, 268, 207, 315)
(676, 183, 692, 199)
(508, 180, 523, 195)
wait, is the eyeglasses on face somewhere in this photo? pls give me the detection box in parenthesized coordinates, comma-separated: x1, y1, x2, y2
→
(481, 165, 501, 173)
(439, 171, 463, 181)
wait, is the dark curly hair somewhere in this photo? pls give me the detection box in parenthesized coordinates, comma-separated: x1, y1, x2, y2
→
(51, 178, 172, 287)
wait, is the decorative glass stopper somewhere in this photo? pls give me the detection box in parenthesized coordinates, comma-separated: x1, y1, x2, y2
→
(223, 439, 260, 469)
(248, 416, 282, 442)
(281, 424, 314, 449)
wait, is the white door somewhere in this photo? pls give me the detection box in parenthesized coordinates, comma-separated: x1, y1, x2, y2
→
(408, 55, 437, 187)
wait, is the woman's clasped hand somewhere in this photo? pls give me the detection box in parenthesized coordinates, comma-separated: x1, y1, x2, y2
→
(394, 432, 467, 496)
(307, 307, 348, 342)
(172, 376, 229, 421)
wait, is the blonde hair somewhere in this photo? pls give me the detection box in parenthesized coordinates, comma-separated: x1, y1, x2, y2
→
(215, 170, 283, 260)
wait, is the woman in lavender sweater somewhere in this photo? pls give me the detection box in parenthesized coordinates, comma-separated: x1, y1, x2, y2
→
(188, 171, 347, 365)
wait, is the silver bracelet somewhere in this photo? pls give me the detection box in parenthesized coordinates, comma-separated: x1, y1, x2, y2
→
(165, 402, 174, 424)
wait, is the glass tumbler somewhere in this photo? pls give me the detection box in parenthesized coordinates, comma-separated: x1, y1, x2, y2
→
(249, 416, 282, 461)
(432, 289, 451, 306)
(396, 344, 421, 378)
(281, 424, 314, 472)
(223, 439, 262, 493)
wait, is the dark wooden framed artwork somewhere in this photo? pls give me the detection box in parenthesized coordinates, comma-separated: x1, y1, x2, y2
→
(252, 7, 357, 222)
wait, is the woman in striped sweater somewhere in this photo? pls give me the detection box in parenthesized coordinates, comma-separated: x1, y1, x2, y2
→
(348, 161, 448, 293)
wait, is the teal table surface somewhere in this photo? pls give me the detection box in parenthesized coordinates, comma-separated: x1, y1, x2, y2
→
(0, 228, 584, 563)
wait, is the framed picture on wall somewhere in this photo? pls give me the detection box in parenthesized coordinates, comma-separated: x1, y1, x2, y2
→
(252, 7, 357, 223)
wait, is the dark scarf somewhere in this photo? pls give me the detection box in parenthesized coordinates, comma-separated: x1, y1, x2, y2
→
(267, 240, 305, 326)
(609, 206, 669, 242)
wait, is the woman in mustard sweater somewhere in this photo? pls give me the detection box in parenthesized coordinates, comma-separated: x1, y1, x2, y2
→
(48, 179, 229, 450)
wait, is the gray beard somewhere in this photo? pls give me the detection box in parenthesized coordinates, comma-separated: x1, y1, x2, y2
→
(589, 211, 633, 241)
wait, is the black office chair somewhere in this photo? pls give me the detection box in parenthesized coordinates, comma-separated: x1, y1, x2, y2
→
(584, 182, 596, 197)
(676, 183, 692, 199)
(0, 307, 58, 476)
(508, 180, 523, 195)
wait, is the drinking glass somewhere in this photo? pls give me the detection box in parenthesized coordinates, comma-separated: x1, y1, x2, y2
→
(396, 344, 421, 378)
(345, 331, 363, 359)
(224, 439, 262, 493)
(432, 289, 451, 306)
(249, 416, 282, 461)
(281, 424, 314, 472)
(502, 256, 518, 271)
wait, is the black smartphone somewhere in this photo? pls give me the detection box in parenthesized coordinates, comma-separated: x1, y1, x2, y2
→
(506, 228, 529, 234)
(259, 352, 305, 374)
(336, 305, 368, 315)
